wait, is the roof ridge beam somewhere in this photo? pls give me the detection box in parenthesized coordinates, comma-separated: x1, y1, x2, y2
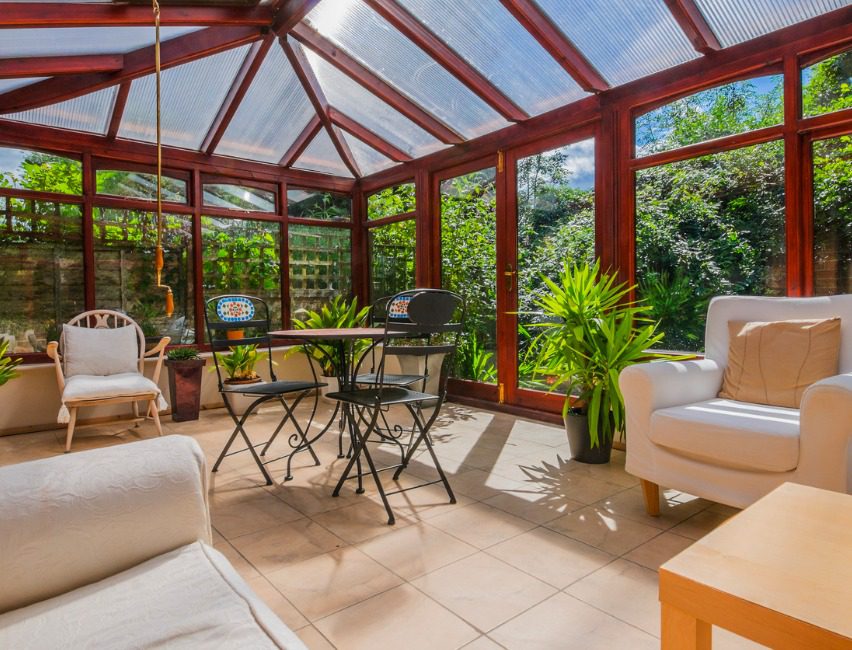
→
(328, 107, 413, 162)
(201, 35, 274, 156)
(0, 26, 263, 114)
(281, 37, 361, 178)
(362, 0, 528, 122)
(662, 0, 722, 54)
(290, 22, 464, 144)
(271, 0, 322, 35)
(0, 4, 272, 28)
(498, 0, 609, 93)
(0, 54, 124, 78)
(279, 114, 322, 166)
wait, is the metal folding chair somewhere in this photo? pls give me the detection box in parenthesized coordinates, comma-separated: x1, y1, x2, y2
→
(329, 289, 464, 524)
(204, 295, 325, 485)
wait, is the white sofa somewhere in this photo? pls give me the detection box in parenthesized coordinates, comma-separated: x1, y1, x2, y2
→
(620, 294, 852, 513)
(0, 435, 306, 649)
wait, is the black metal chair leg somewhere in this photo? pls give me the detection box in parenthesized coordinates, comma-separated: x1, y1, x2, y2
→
(212, 426, 241, 473)
(357, 432, 395, 525)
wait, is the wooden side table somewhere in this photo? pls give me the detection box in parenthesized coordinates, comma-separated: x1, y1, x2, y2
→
(659, 482, 852, 650)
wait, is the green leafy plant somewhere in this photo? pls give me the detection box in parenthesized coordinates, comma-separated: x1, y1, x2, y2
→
(213, 344, 267, 382)
(458, 336, 497, 383)
(167, 346, 201, 361)
(290, 296, 369, 376)
(0, 339, 22, 387)
(527, 260, 680, 449)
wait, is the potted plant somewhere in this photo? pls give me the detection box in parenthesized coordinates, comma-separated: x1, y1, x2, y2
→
(527, 260, 675, 463)
(164, 346, 205, 422)
(213, 344, 268, 416)
(0, 338, 21, 387)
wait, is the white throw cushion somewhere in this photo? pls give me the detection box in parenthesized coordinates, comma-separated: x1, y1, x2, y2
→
(63, 324, 139, 377)
(649, 398, 800, 473)
(0, 542, 306, 649)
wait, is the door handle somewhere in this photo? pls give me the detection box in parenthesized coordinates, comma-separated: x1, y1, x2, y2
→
(504, 265, 516, 292)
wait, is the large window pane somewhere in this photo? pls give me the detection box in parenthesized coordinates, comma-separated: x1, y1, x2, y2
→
(0, 147, 82, 195)
(0, 198, 84, 352)
(289, 224, 352, 316)
(440, 168, 497, 383)
(201, 216, 282, 327)
(203, 183, 275, 212)
(635, 141, 786, 351)
(802, 48, 852, 119)
(368, 219, 415, 303)
(94, 208, 194, 343)
(517, 139, 596, 391)
(367, 182, 415, 221)
(96, 169, 187, 203)
(635, 75, 783, 157)
(813, 135, 852, 295)
(287, 188, 350, 221)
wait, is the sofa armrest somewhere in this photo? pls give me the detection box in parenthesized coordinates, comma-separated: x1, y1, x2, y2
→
(798, 372, 852, 492)
(0, 435, 211, 614)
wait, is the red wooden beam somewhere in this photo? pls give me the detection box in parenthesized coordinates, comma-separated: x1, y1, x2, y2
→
(106, 81, 130, 141)
(0, 26, 262, 114)
(281, 37, 361, 178)
(0, 4, 272, 27)
(290, 22, 464, 144)
(499, 0, 609, 93)
(201, 35, 273, 155)
(0, 54, 124, 78)
(362, 0, 528, 122)
(271, 0, 321, 34)
(662, 0, 721, 54)
(328, 107, 413, 163)
(279, 114, 322, 166)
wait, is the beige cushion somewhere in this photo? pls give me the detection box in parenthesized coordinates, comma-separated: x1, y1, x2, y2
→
(63, 324, 139, 377)
(719, 318, 841, 408)
(650, 398, 800, 473)
(0, 542, 306, 649)
(62, 372, 162, 403)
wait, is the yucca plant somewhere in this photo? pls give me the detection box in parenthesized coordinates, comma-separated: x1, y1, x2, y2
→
(528, 260, 677, 452)
(290, 296, 369, 377)
(0, 338, 21, 387)
(213, 344, 267, 382)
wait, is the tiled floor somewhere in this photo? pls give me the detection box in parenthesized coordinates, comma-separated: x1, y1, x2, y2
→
(0, 402, 765, 649)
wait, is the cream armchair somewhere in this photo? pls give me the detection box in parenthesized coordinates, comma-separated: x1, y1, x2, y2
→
(620, 294, 852, 514)
(47, 309, 170, 452)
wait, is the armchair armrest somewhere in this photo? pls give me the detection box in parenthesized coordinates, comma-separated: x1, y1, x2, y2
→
(0, 435, 211, 614)
(144, 335, 171, 384)
(46, 340, 64, 392)
(798, 372, 852, 492)
(619, 359, 724, 413)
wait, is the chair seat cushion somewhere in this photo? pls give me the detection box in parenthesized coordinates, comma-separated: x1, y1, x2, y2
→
(0, 541, 305, 649)
(327, 386, 435, 406)
(649, 398, 800, 473)
(62, 372, 162, 404)
(355, 372, 425, 387)
(222, 379, 322, 395)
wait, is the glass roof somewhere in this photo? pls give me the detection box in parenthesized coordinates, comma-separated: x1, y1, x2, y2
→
(340, 131, 398, 177)
(7, 86, 117, 134)
(119, 46, 250, 150)
(293, 128, 354, 178)
(0, 27, 200, 58)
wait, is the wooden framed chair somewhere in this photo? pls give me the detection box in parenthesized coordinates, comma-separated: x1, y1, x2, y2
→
(47, 310, 170, 452)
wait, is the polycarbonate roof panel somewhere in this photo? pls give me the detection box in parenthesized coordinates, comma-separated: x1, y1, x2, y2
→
(340, 131, 399, 176)
(7, 86, 117, 134)
(301, 45, 445, 159)
(216, 44, 316, 164)
(398, 0, 588, 115)
(534, 0, 699, 86)
(304, 0, 508, 138)
(694, 0, 851, 47)
(118, 45, 249, 150)
(293, 128, 353, 178)
(0, 78, 45, 94)
(0, 26, 200, 58)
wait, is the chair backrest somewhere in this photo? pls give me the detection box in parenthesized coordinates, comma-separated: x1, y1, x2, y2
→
(370, 289, 465, 396)
(60, 309, 146, 373)
(204, 295, 277, 390)
(705, 294, 852, 372)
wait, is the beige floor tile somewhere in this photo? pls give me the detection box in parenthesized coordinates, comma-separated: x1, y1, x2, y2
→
(428, 503, 536, 549)
(486, 527, 612, 589)
(545, 505, 662, 556)
(211, 489, 305, 539)
(513, 466, 629, 506)
(566, 559, 661, 637)
(265, 546, 402, 621)
(595, 485, 711, 530)
(295, 625, 336, 650)
(412, 552, 556, 632)
(365, 472, 475, 519)
(670, 508, 734, 540)
(315, 583, 479, 650)
(211, 535, 260, 580)
(463, 636, 506, 649)
(489, 592, 657, 650)
(482, 488, 584, 525)
(245, 575, 309, 630)
(562, 457, 640, 488)
(358, 522, 477, 580)
(230, 518, 345, 572)
(623, 531, 696, 571)
(425, 467, 509, 501)
(312, 499, 416, 543)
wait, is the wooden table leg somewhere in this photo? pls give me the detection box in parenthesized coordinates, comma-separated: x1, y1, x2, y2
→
(662, 602, 712, 650)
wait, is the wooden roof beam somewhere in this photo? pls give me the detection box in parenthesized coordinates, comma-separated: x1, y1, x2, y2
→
(0, 54, 124, 78)
(279, 114, 322, 166)
(363, 0, 528, 122)
(270, 0, 322, 35)
(662, 0, 722, 54)
(499, 0, 609, 93)
(106, 81, 130, 140)
(281, 37, 361, 178)
(290, 22, 464, 144)
(0, 26, 263, 114)
(0, 4, 272, 28)
(201, 35, 274, 156)
(328, 107, 413, 162)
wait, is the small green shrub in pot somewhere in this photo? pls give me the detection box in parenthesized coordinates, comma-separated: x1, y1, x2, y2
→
(213, 344, 267, 383)
(165, 346, 205, 422)
(289, 296, 369, 378)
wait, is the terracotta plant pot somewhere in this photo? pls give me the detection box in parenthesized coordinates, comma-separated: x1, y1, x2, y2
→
(225, 329, 244, 341)
(165, 358, 206, 422)
(563, 408, 613, 464)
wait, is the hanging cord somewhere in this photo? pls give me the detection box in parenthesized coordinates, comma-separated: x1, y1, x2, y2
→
(153, 0, 174, 317)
